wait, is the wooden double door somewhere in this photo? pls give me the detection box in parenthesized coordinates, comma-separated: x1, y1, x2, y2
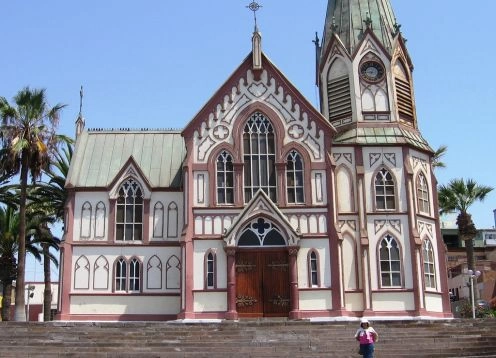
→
(235, 250, 290, 317)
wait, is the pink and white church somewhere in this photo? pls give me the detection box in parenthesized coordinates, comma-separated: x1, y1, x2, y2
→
(57, 0, 453, 321)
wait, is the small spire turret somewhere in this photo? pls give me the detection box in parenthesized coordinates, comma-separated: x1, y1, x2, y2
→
(75, 85, 85, 139)
(247, 2, 263, 70)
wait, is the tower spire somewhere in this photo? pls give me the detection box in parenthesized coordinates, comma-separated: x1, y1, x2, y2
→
(322, 0, 397, 57)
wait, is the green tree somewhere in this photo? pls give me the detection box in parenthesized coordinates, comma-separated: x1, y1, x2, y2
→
(432, 145, 447, 170)
(438, 178, 493, 300)
(0, 87, 65, 321)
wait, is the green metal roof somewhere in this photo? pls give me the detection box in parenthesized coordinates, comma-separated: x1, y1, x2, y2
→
(66, 129, 185, 188)
(322, 0, 398, 56)
(333, 126, 433, 152)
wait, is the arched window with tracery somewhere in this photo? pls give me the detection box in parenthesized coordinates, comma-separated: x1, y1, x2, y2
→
(375, 168, 395, 210)
(238, 218, 285, 246)
(115, 258, 127, 291)
(243, 112, 276, 202)
(116, 178, 143, 241)
(422, 239, 436, 289)
(216, 150, 234, 204)
(129, 258, 141, 292)
(416, 173, 430, 215)
(286, 150, 304, 204)
(379, 234, 402, 287)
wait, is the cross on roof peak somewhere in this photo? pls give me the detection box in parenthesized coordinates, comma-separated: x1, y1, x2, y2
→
(246, 2, 262, 31)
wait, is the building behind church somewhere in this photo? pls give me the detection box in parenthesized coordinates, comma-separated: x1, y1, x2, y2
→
(57, 0, 453, 321)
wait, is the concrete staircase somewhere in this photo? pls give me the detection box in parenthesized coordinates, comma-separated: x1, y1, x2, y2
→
(1, 319, 496, 357)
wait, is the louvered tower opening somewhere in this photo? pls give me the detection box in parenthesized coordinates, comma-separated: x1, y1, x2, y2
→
(328, 75, 352, 121)
(396, 77, 413, 119)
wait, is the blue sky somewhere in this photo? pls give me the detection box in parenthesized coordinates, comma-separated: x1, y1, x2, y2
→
(2, 1, 495, 279)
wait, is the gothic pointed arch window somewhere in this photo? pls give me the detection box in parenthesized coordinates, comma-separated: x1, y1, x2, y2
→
(422, 239, 437, 289)
(116, 178, 143, 241)
(129, 257, 141, 292)
(204, 250, 217, 289)
(375, 168, 396, 211)
(308, 249, 320, 287)
(216, 150, 234, 204)
(238, 218, 285, 246)
(243, 112, 276, 202)
(114, 257, 142, 293)
(416, 173, 430, 215)
(379, 234, 402, 287)
(286, 150, 304, 204)
(115, 257, 127, 292)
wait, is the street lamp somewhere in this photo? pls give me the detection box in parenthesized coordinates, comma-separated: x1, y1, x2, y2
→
(466, 270, 481, 319)
(26, 285, 35, 322)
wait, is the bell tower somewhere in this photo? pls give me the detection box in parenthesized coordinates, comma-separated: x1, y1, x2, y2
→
(317, 0, 419, 133)
(316, 0, 452, 318)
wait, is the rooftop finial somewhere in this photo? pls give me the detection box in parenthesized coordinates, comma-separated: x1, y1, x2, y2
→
(79, 85, 84, 115)
(364, 12, 372, 28)
(247, 1, 262, 32)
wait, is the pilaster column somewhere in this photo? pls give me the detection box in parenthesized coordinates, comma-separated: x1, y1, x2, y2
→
(276, 162, 287, 206)
(288, 246, 301, 319)
(233, 163, 244, 206)
(225, 247, 238, 320)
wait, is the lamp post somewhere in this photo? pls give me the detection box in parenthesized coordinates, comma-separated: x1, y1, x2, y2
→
(26, 285, 35, 322)
(466, 270, 481, 319)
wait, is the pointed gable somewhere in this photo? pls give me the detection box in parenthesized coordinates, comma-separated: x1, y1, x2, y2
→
(223, 190, 301, 247)
(182, 51, 336, 164)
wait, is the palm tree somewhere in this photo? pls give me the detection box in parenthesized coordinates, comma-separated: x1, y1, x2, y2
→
(438, 178, 493, 300)
(0, 206, 53, 321)
(0, 173, 17, 208)
(35, 136, 73, 220)
(25, 207, 60, 321)
(0, 87, 65, 321)
(432, 145, 448, 170)
(33, 137, 72, 320)
(0, 206, 19, 321)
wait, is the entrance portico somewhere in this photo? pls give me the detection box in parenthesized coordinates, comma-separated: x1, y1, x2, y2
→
(223, 191, 302, 320)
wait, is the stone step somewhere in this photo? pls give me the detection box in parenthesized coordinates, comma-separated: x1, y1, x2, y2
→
(1, 319, 496, 357)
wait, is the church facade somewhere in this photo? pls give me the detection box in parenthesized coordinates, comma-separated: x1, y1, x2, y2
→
(57, 1, 453, 321)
